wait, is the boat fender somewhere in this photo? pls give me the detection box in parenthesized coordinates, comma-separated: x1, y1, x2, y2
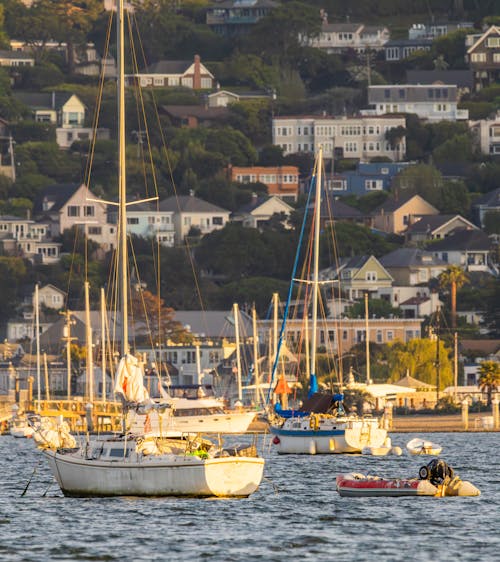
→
(272, 436, 280, 445)
(309, 414, 320, 431)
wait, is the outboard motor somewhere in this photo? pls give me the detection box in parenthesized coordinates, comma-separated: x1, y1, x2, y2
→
(418, 458, 454, 485)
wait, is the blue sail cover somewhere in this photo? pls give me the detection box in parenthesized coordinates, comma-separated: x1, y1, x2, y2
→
(308, 374, 319, 398)
(274, 402, 309, 418)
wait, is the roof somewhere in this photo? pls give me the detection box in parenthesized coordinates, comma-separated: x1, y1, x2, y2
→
(373, 193, 437, 214)
(14, 92, 76, 111)
(459, 339, 500, 355)
(0, 50, 34, 60)
(173, 310, 252, 339)
(211, 0, 278, 9)
(467, 25, 500, 54)
(321, 23, 363, 33)
(33, 183, 82, 215)
(474, 187, 500, 208)
(237, 196, 293, 215)
(430, 230, 492, 252)
(159, 195, 229, 214)
(143, 60, 192, 74)
(384, 38, 433, 47)
(405, 214, 476, 234)
(380, 248, 446, 268)
(394, 374, 436, 389)
(399, 296, 430, 305)
(406, 70, 474, 89)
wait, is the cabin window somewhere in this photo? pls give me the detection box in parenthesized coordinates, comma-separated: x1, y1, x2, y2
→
(109, 448, 130, 458)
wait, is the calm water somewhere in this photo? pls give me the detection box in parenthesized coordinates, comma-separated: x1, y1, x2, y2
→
(0, 432, 498, 562)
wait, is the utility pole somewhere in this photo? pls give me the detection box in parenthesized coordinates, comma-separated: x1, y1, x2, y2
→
(435, 309, 441, 404)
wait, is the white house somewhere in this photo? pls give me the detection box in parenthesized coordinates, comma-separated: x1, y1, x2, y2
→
(158, 193, 230, 243)
(308, 22, 390, 53)
(231, 195, 294, 229)
(0, 50, 34, 67)
(365, 85, 469, 121)
(35, 284, 66, 310)
(207, 90, 272, 108)
(125, 201, 175, 247)
(272, 114, 406, 159)
(469, 112, 500, 155)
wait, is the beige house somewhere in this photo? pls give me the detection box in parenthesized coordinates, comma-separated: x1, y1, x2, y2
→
(372, 194, 438, 234)
(34, 284, 66, 311)
(405, 214, 478, 243)
(36, 183, 116, 251)
(379, 248, 448, 286)
(308, 22, 390, 54)
(232, 195, 294, 229)
(127, 55, 215, 89)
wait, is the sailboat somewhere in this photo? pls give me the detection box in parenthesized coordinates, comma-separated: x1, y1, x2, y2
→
(269, 147, 387, 454)
(41, 0, 264, 497)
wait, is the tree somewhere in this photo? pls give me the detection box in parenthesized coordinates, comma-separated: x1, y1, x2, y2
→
(386, 338, 453, 390)
(131, 289, 192, 344)
(345, 298, 401, 319)
(439, 265, 469, 329)
(477, 361, 500, 406)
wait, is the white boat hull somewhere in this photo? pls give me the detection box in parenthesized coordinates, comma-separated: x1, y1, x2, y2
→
(270, 416, 387, 454)
(129, 410, 256, 436)
(406, 438, 442, 456)
(44, 449, 264, 497)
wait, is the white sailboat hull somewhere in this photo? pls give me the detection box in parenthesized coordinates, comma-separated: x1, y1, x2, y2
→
(270, 416, 387, 454)
(44, 449, 264, 497)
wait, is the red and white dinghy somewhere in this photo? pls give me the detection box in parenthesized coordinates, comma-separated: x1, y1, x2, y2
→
(336, 473, 438, 497)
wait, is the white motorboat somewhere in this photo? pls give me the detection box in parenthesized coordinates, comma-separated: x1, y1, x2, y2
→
(406, 438, 443, 456)
(269, 148, 387, 454)
(40, 0, 265, 498)
(127, 385, 256, 436)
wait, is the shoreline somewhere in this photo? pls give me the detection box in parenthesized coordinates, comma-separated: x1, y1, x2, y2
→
(249, 413, 499, 433)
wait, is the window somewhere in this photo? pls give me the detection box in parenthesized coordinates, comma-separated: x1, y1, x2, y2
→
(365, 271, 377, 281)
(84, 206, 94, 217)
(398, 89, 405, 99)
(127, 217, 139, 225)
(387, 331, 393, 341)
(36, 113, 52, 123)
(67, 206, 79, 217)
(342, 330, 348, 340)
(471, 53, 486, 62)
(365, 179, 382, 191)
(67, 112, 80, 125)
(376, 330, 383, 343)
(88, 227, 102, 235)
(428, 88, 434, 98)
(487, 37, 500, 47)
(213, 216, 223, 225)
(183, 217, 191, 226)
(148, 216, 155, 224)
(384, 89, 390, 99)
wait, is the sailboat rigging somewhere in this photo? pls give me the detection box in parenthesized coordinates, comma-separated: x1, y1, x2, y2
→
(268, 147, 387, 454)
(39, 0, 264, 497)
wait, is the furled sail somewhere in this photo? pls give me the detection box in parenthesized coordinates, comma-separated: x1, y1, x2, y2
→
(114, 354, 150, 404)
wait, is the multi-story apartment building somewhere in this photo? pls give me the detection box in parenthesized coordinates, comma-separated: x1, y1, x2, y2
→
(469, 112, 500, 155)
(365, 85, 469, 121)
(229, 165, 299, 202)
(272, 115, 406, 160)
(125, 201, 176, 247)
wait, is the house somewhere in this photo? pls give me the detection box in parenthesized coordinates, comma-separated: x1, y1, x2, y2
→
(14, 91, 109, 149)
(127, 55, 216, 89)
(430, 230, 496, 274)
(34, 183, 116, 251)
(34, 284, 66, 310)
(469, 113, 500, 156)
(321, 198, 367, 226)
(125, 201, 175, 247)
(332, 161, 412, 196)
(173, 309, 253, 341)
(404, 214, 479, 243)
(408, 21, 474, 40)
(160, 105, 230, 128)
(0, 215, 61, 264)
(376, 285, 437, 310)
(379, 248, 447, 286)
(371, 194, 439, 235)
(307, 22, 390, 54)
(365, 84, 469, 122)
(398, 294, 442, 318)
(460, 338, 500, 386)
(272, 114, 406, 160)
(206, 0, 278, 37)
(0, 119, 15, 181)
(229, 165, 299, 202)
(406, 70, 474, 96)
(232, 195, 294, 229)
(466, 25, 500, 90)
(0, 50, 34, 67)
(327, 255, 394, 301)
(207, 89, 272, 108)
(384, 38, 432, 62)
(472, 187, 500, 228)
(157, 193, 230, 243)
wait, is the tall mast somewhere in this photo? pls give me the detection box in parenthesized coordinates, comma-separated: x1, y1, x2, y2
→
(101, 287, 107, 402)
(117, 0, 129, 356)
(233, 303, 243, 401)
(85, 280, 94, 402)
(310, 147, 323, 382)
(365, 291, 370, 384)
(35, 283, 41, 412)
(252, 305, 260, 406)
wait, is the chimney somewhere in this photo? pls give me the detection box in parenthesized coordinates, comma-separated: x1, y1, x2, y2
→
(193, 54, 201, 90)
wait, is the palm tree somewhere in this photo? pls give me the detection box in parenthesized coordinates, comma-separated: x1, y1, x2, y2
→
(478, 361, 500, 406)
(438, 266, 469, 329)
